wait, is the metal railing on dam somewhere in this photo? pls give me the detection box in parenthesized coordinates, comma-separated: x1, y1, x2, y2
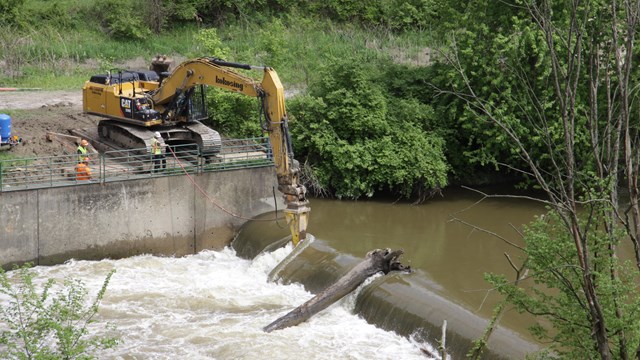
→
(0, 137, 273, 192)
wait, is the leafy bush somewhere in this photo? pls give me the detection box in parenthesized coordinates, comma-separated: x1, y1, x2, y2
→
(289, 57, 448, 199)
(96, 0, 151, 40)
(205, 89, 263, 138)
(192, 27, 230, 59)
(22, 0, 94, 30)
(0, 263, 119, 359)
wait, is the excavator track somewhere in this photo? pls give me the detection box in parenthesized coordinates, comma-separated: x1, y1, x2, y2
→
(183, 121, 222, 155)
(97, 120, 222, 156)
(98, 120, 158, 155)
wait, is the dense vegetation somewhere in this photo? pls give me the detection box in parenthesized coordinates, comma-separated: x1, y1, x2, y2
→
(3, 1, 640, 358)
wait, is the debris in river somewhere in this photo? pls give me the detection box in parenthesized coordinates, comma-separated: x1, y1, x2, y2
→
(263, 248, 411, 333)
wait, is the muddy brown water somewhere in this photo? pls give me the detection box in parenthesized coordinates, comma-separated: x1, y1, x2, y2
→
(308, 191, 540, 307)
(310, 189, 545, 330)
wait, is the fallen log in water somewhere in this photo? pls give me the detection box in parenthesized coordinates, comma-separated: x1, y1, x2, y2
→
(263, 248, 411, 333)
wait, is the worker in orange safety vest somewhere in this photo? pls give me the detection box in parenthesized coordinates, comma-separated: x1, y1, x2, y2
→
(75, 157, 92, 181)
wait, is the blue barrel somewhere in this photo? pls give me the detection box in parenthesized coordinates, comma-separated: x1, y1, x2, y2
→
(0, 114, 11, 143)
(0, 114, 10, 143)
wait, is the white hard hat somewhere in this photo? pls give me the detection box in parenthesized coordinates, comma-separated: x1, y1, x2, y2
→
(154, 132, 161, 138)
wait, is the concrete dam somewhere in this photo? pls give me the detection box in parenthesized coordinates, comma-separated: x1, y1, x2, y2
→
(0, 167, 282, 268)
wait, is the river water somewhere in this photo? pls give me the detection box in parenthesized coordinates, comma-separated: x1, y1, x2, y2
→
(1, 187, 547, 359)
(305, 188, 546, 334)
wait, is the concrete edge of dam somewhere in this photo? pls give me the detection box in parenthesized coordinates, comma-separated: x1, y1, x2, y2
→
(1, 167, 284, 268)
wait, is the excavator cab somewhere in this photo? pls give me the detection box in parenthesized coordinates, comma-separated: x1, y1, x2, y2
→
(131, 98, 160, 121)
(111, 94, 161, 124)
(163, 85, 208, 124)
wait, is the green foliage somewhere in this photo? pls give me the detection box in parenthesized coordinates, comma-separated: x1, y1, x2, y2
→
(0, 263, 119, 359)
(440, 1, 541, 170)
(289, 58, 448, 199)
(293, 0, 437, 32)
(0, 0, 25, 26)
(382, 63, 474, 182)
(22, 0, 93, 30)
(204, 89, 262, 138)
(255, 19, 289, 68)
(190, 18, 258, 135)
(421, 0, 596, 187)
(159, 0, 210, 25)
(192, 28, 230, 59)
(96, 0, 151, 41)
(485, 212, 640, 359)
(385, 0, 436, 30)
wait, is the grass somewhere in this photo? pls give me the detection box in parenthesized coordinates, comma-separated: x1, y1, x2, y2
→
(0, 25, 201, 89)
(217, 19, 433, 86)
(0, 151, 16, 161)
(0, 11, 431, 91)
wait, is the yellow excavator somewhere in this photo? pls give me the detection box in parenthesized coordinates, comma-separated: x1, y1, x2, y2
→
(82, 56, 310, 245)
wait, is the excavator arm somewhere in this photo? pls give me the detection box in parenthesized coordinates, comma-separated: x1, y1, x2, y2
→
(150, 57, 310, 245)
(259, 65, 310, 246)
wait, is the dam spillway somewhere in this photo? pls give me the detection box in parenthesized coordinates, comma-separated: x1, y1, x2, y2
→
(233, 216, 541, 359)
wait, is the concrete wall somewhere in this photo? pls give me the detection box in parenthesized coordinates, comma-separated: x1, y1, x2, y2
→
(0, 167, 282, 268)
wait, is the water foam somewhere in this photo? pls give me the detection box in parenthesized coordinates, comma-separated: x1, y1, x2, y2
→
(2, 247, 433, 359)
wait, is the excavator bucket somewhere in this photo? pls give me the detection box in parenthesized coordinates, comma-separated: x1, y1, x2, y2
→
(284, 203, 310, 246)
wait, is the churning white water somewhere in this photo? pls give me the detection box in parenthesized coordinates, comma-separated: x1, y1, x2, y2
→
(9, 244, 434, 359)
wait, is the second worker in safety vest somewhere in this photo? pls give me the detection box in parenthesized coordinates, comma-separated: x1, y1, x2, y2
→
(150, 132, 166, 173)
(77, 139, 90, 163)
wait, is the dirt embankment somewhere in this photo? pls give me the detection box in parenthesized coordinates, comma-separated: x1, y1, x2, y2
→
(0, 57, 157, 157)
(0, 90, 101, 158)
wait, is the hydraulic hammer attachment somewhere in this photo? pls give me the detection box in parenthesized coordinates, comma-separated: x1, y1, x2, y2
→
(284, 200, 310, 246)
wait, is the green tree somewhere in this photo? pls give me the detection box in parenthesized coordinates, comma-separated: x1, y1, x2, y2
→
(432, 0, 555, 185)
(443, 0, 640, 358)
(0, 264, 119, 359)
(289, 58, 448, 200)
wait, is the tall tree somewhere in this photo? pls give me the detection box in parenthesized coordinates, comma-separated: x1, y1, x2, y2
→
(442, 0, 640, 358)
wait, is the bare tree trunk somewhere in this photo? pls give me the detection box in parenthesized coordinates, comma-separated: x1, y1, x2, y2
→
(263, 248, 410, 333)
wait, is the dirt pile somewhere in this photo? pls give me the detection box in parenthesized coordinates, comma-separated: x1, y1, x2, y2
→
(0, 90, 100, 158)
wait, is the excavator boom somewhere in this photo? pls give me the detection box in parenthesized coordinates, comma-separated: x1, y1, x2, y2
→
(83, 57, 310, 245)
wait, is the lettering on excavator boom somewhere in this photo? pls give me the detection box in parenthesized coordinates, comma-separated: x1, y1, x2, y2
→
(215, 76, 244, 91)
